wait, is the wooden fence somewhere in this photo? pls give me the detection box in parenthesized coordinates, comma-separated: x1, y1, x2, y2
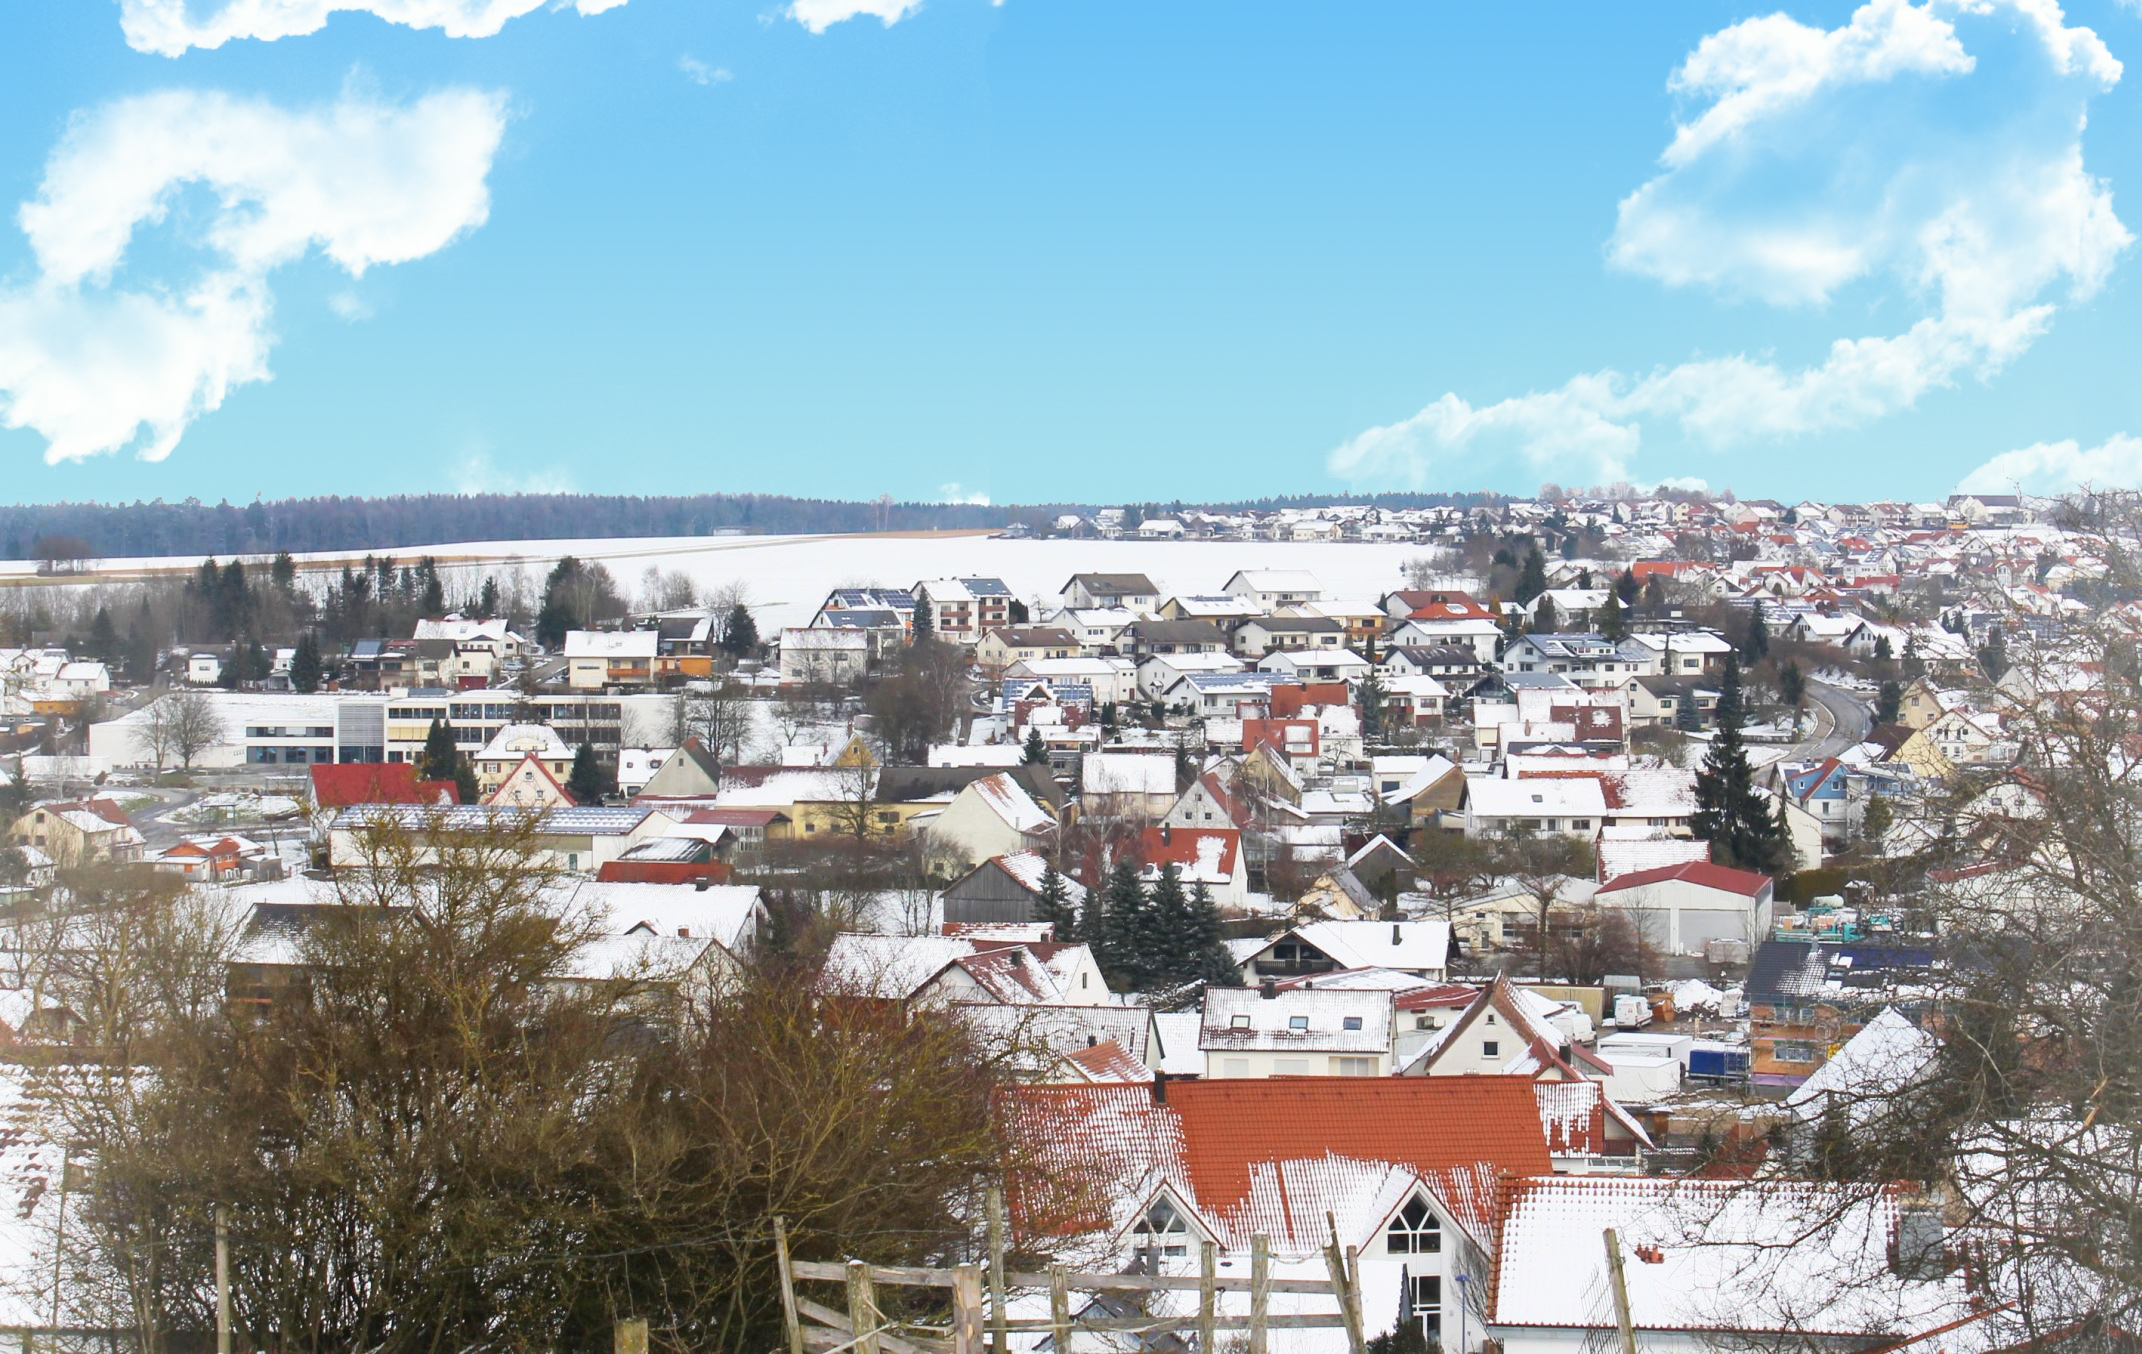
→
(770, 1201, 1370, 1354)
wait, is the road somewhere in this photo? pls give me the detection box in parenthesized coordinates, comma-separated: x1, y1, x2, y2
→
(1792, 678, 1874, 761)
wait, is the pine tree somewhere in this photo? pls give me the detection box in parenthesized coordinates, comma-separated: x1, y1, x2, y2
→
(1979, 624, 2008, 680)
(290, 633, 323, 693)
(1034, 864, 1080, 940)
(566, 742, 608, 805)
(1691, 656, 1785, 873)
(1875, 679, 1903, 726)
(911, 597, 935, 646)
(722, 603, 760, 660)
(477, 577, 500, 620)
(1022, 726, 1047, 765)
(1357, 667, 1388, 742)
(418, 717, 459, 783)
(1096, 858, 1150, 989)
(270, 551, 297, 593)
(452, 754, 480, 806)
(1188, 881, 1238, 987)
(1516, 549, 1549, 606)
(1615, 569, 1639, 605)
(1597, 588, 1627, 642)
(1741, 606, 1770, 662)
(88, 607, 117, 664)
(1532, 595, 1558, 634)
(1144, 864, 1195, 987)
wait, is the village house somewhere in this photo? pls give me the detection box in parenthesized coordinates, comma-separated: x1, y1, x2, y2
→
(913, 577, 1016, 644)
(563, 630, 659, 690)
(1058, 572, 1161, 612)
(11, 797, 145, 866)
(1199, 985, 1394, 1078)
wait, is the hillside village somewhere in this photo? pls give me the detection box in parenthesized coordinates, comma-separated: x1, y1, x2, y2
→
(0, 484, 2127, 1350)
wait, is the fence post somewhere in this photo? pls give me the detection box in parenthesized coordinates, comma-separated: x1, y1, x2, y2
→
(847, 1260, 882, 1354)
(773, 1217, 804, 1354)
(1323, 1238, 1366, 1354)
(1198, 1240, 1217, 1352)
(987, 1186, 1010, 1354)
(952, 1263, 985, 1354)
(1049, 1263, 1070, 1353)
(614, 1317, 649, 1354)
(1249, 1235, 1270, 1354)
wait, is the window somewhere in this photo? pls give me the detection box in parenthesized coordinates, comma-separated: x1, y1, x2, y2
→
(1230, 1014, 1251, 1030)
(1484, 1013, 1496, 1025)
(1481, 1041, 1499, 1057)
(1331, 1056, 1378, 1077)
(1343, 1016, 1363, 1031)
(1132, 1196, 1190, 1259)
(1408, 1274, 1442, 1341)
(1386, 1197, 1442, 1255)
(1222, 1058, 1250, 1078)
(1273, 1057, 1310, 1076)
(1772, 1040, 1820, 1063)
(1288, 1015, 1310, 1031)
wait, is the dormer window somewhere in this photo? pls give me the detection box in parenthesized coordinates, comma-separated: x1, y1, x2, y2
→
(1134, 1195, 1191, 1258)
(1386, 1196, 1442, 1255)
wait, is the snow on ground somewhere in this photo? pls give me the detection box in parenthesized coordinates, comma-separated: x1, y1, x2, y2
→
(27, 534, 1458, 634)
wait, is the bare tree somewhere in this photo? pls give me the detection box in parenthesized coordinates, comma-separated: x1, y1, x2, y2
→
(164, 688, 226, 770)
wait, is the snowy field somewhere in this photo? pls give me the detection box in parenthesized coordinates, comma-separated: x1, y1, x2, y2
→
(20, 534, 1463, 634)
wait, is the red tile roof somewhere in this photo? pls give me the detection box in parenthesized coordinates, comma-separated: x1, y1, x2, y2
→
(1134, 826, 1241, 877)
(1598, 860, 1772, 897)
(998, 1076, 1551, 1248)
(308, 763, 460, 808)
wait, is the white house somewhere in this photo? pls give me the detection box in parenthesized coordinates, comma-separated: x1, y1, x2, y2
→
(922, 771, 1056, 870)
(1221, 570, 1322, 608)
(1464, 776, 1606, 838)
(779, 627, 870, 686)
(1198, 986, 1393, 1078)
(1594, 860, 1775, 955)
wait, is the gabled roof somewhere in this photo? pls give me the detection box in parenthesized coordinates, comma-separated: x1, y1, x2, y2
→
(997, 1077, 1550, 1252)
(1598, 860, 1772, 898)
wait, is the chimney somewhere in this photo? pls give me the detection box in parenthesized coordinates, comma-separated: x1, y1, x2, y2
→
(1160, 825, 1172, 845)
(1393, 923, 1402, 945)
(1259, 979, 1278, 1000)
(1150, 1070, 1168, 1104)
(678, 927, 691, 938)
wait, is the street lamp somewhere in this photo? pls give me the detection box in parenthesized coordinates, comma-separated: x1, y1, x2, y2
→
(1454, 1272, 1472, 1354)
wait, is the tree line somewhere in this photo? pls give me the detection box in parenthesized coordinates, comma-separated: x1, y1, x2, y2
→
(0, 489, 1500, 561)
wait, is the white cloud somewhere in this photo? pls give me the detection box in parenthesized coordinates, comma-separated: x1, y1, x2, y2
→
(454, 441, 574, 494)
(118, 0, 624, 55)
(938, 482, 990, 505)
(679, 55, 733, 86)
(0, 86, 507, 464)
(1956, 433, 2142, 494)
(786, 0, 927, 35)
(1330, 0, 2129, 490)
(327, 289, 375, 321)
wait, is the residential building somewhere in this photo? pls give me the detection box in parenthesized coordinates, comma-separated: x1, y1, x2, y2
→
(1199, 986, 1393, 1078)
(563, 630, 659, 690)
(913, 577, 1015, 644)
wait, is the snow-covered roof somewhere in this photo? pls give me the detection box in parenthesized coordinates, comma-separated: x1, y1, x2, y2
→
(563, 629, 659, 659)
(1784, 1007, 1938, 1124)
(1200, 986, 1393, 1054)
(1284, 919, 1450, 972)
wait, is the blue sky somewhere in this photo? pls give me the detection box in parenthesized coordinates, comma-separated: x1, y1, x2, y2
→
(0, 0, 2139, 506)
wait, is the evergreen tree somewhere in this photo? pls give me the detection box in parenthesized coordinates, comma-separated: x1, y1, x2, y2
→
(1615, 569, 1640, 605)
(1516, 549, 1549, 606)
(419, 562, 446, 617)
(452, 754, 480, 806)
(1188, 881, 1238, 987)
(1979, 624, 2008, 680)
(1597, 589, 1627, 642)
(270, 551, 297, 593)
(88, 606, 117, 664)
(1357, 666, 1388, 742)
(1034, 864, 1080, 940)
(1741, 606, 1770, 662)
(1691, 656, 1786, 874)
(722, 603, 760, 660)
(566, 742, 608, 805)
(477, 576, 500, 620)
(1023, 726, 1048, 765)
(1902, 632, 1926, 680)
(1144, 864, 1196, 987)
(1875, 679, 1903, 726)
(1096, 858, 1150, 989)
(418, 717, 459, 783)
(290, 633, 323, 693)
(911, 597, 935, 645)
(1873, 634, 1893, 663)
(536, 557, 587, 648)
(1531, 595, 1558, 634)
(125, 604, 159, 686)
(1779, 660, 1807, 718)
